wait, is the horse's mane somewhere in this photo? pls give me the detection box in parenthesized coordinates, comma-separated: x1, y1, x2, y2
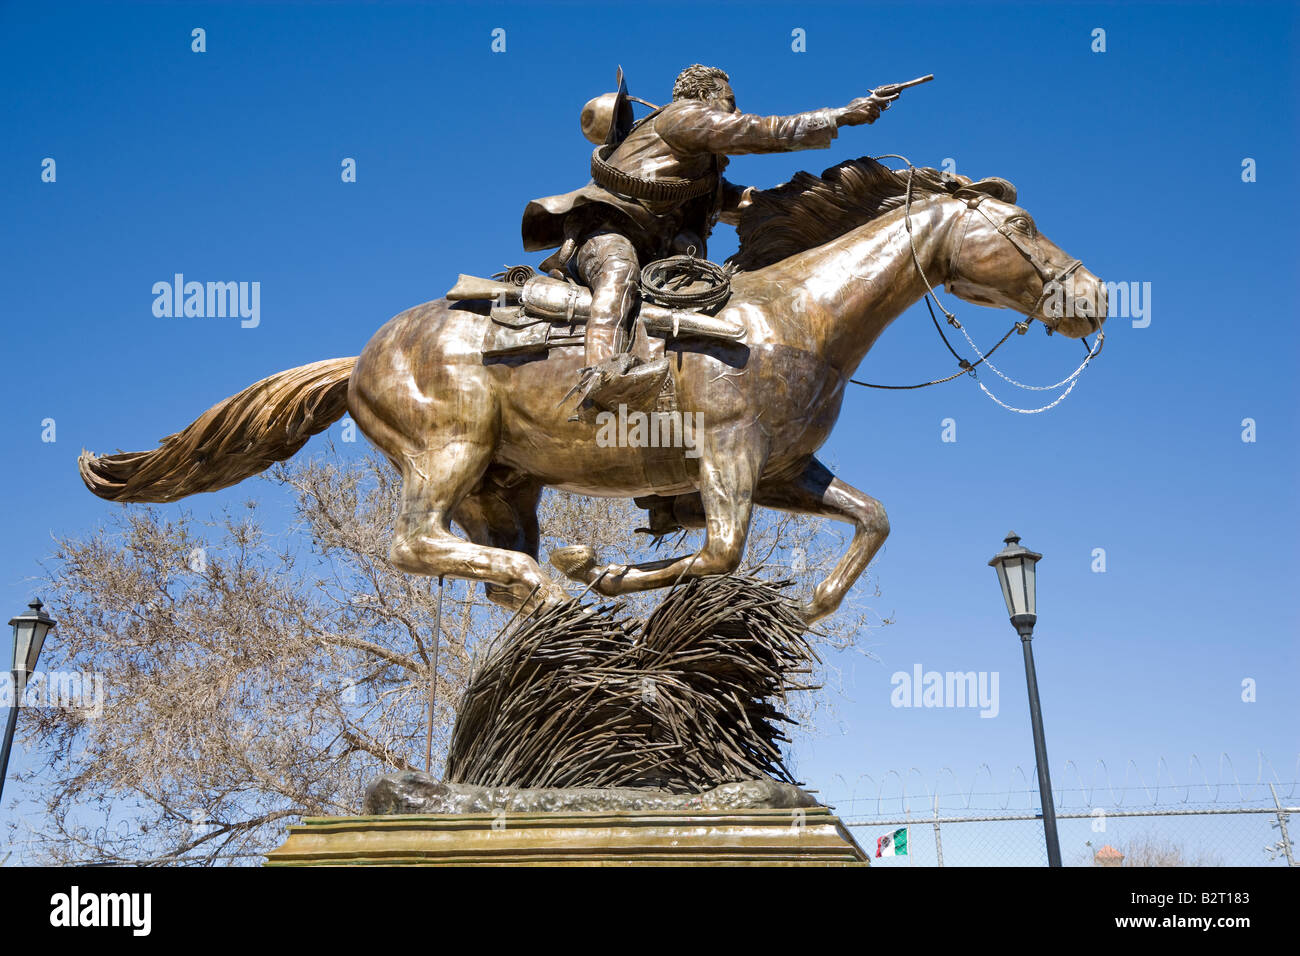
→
(728, 157, 964, 272)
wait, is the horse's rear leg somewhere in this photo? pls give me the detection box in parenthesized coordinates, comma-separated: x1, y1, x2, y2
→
(453, 469, 551, 611)
(389, 446, 566, 609)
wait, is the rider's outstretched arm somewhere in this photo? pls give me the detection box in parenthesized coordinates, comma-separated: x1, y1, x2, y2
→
(656, 94, 894, 157)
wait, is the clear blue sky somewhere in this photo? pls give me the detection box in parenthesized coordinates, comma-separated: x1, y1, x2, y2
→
(2, 0, 1296, 851)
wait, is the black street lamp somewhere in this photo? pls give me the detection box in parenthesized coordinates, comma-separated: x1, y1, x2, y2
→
(988, 532, 1062, 867)
(0, 600, 56, 805)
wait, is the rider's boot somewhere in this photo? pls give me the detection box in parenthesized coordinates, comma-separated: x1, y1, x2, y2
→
(564, 231, 671, 420)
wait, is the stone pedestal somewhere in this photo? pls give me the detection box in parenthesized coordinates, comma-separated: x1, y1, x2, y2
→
(265, 807, 869, 866)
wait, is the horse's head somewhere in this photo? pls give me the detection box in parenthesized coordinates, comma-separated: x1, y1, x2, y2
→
(944, 179, 1107, 339)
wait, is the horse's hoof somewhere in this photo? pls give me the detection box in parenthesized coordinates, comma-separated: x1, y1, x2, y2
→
(793, 601, 824, 629)
(549, 545, 599, 583)
(528, 586, 570, 615)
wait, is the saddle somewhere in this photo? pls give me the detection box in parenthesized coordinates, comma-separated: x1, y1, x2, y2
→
(445, 266, 744, 360)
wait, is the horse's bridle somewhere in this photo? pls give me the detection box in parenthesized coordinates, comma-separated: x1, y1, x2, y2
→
(954, 196, 1088, 328)
(849, 155, 1103, 393)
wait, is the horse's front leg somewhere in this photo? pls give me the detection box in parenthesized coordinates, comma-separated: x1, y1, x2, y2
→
(551, 433, 765, 596)
(755, 457, 889, 625)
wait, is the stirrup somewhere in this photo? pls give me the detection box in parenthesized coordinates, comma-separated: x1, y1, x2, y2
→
(585, 356, 669, 413)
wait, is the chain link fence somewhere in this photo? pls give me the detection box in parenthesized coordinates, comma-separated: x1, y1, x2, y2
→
(832, 761, 1299, 866)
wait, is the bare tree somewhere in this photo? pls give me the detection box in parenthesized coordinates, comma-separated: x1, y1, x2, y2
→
(8, 447, 885, 864)
(1118, 833, 1224, 868)
(1082, 831, 1224, 867)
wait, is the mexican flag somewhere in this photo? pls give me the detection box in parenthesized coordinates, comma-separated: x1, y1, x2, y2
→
(876, 827, 908, 858)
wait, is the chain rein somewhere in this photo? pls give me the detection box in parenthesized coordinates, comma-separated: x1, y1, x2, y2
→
(848, 155, 1104, 412)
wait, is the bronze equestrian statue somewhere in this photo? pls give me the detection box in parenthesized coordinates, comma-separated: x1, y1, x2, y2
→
(79, 68, 1108, 625)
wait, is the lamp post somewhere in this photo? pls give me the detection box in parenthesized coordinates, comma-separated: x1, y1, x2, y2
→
(0, 599, 56, 805)
(988, 532, 1061, 867)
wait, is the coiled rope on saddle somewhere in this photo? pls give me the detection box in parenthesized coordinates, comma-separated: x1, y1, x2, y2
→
(639, 250, 733, 311)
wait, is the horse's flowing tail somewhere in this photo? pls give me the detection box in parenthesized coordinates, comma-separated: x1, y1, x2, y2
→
(78, 356, 357, 503)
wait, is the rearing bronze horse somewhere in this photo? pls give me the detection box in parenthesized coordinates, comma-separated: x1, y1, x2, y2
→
(80, 159, 1107, 624)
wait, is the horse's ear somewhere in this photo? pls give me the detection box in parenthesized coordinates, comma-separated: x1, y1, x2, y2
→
(955, 177, 1018, 204)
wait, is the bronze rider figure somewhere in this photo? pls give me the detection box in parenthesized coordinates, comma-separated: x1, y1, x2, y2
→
(521, 64, 899, 414)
